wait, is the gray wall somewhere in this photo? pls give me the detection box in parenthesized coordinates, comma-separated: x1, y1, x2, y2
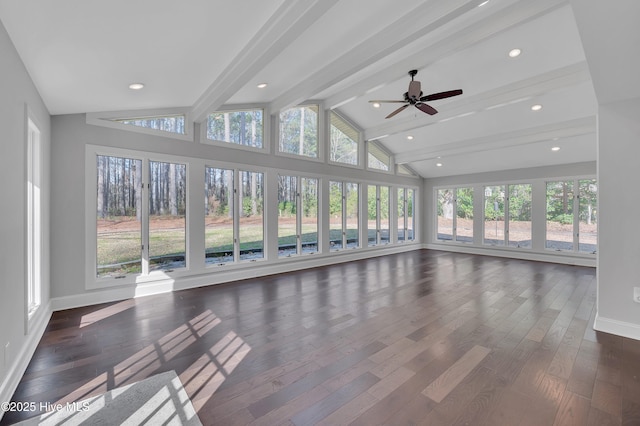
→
(0, 19, 51, 388)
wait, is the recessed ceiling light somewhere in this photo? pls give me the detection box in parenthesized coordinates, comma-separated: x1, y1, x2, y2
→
(407, 135, 414, 140)
(531, 104, 542, 111)
(372, 102, 381, 108)
(436, 163, 443, 167)
(128, 83, 144, 90)
(478, 0, 489, 6)
(508, 48, 521, 58)
(257, 83, 268, 89)
(551, 146, 561, 151)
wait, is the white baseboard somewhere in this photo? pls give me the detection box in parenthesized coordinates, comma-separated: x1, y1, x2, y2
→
(52, 243, 421, 312)
(423, 243, 596, 267)
(593, 313, 640, 341)
(0, 302, 52, 421)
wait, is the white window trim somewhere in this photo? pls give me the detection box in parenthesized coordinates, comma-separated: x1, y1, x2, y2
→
(275, 102, 324, 163)
(366, 140, 394, 175)
(200, 104, 270, 154)
(86, 107, 193, 142)
(327, 109, 363, 169)
(25, 112, 43, 326)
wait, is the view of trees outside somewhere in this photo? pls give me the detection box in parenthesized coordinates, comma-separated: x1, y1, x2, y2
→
(96, 155, 142, 277)
(456, 187, 473, 243)
(546, 181, 574, 250)
(368, 142, 390, 171)
(239, 171, 264, 260)
(280, 106, 318, 158)
(484, 185, 506, 246)
(301, 178, 319, 254)
(578, 179, 597, 253)
(398, 188, 406, 241)
(407, 188, 415, 241)
(116, 115, 185, 135)
(278, 175, 298, 257)
(148, 161, 187, 271)
(367, 185, 390, 246)
(329, 112, 358, 166)
(206, 109, 263, 148)
(329, 181, 359, 250)
(205, 167, 234, 264)
(508, 184, 532, 248)
(437, 188, 453, 241)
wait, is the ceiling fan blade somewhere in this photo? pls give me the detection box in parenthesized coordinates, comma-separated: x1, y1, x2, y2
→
(385, 104, 410, 119)
(369, 100, 407, 103)
(408, 80, 422, 99)
(420, 89, 463, 102)
(415, 103, 438, 115)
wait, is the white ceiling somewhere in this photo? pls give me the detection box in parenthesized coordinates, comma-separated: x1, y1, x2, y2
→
(0, 0, 598, 178)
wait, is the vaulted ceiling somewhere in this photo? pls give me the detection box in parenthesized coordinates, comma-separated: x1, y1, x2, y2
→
(0, 0, 598, 178)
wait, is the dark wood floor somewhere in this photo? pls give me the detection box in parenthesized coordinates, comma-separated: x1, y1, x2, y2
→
(3, 250, 640, 425)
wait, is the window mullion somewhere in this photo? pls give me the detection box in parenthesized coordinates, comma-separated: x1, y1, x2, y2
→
(141, 160, 150, 275)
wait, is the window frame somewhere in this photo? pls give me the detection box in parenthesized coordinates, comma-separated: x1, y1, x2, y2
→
(366, 140, 394, 174)
(276, 103, 323, 162)
(25, 115, 43, 323)
(327, 110, 362, 169)
(201, 105, 269, 153)
(86, 108, 193, 142)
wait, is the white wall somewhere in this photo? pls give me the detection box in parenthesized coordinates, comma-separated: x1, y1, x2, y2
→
(594, 99, 640, 339)
(423, 162, 597, 265)
(0, 19, 51, 407)
(50, 114, 421, 304)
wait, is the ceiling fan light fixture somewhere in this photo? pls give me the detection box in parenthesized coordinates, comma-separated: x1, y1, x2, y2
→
(128, 83, 144, 90)
(531, 104, 543, 111)
(508, 48, 521, 58)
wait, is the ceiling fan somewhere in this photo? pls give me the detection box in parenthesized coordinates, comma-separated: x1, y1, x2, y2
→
(369, 70, 462, 119)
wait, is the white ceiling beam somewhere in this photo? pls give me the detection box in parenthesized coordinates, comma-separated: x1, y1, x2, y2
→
(269, 0, 482, 114)
(394, 115, 596, 164)
(325, 0, 567, 110)
(190, 0, 339, 123)
(364, 61, 591, 141)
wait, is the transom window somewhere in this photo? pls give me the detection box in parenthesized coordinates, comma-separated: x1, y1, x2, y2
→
(114, 114, 186, 135)
(329, 111, 359, 166)
(279, 105, 318, 158)
(206, 109, 263, 148)
(367, 141, 391, 171)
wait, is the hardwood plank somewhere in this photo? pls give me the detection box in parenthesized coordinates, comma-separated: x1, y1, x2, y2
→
(422, 345, 491, 403)
(553, 391, 590, 426)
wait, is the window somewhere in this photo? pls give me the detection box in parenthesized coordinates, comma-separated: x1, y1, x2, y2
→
(206, 109, 263, 148)
(205, 167, 234, 264)
(546, 179, 597, 254)
(96, 155, 143, 277)
(437, 187, 473, 243)
(329, 111, 358, 166)
(278, 175, 319, 257)
(398, 188, 415, 242)
(507, 184, 532, 248)
(546, 181, 574, 251)
(279, 105, 318, 158)
(397, 164, 415, 176)
(367, 185, 390, 246)
(329, 181, 359, 250)
(239, 171, 264, 260)
(437, 189, 453, 241)
(456, 188, 474, 243)
(26, 119, 42, 317)
(578, 179, 597, 254)
(149, 161, 187, 271)
(484, 185, 505, 246)
(368, 141, 391, 171)
(115, 114, 186, 135)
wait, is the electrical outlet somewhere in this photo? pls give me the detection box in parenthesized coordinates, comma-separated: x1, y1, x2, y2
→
(634, 287, 640, 303)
